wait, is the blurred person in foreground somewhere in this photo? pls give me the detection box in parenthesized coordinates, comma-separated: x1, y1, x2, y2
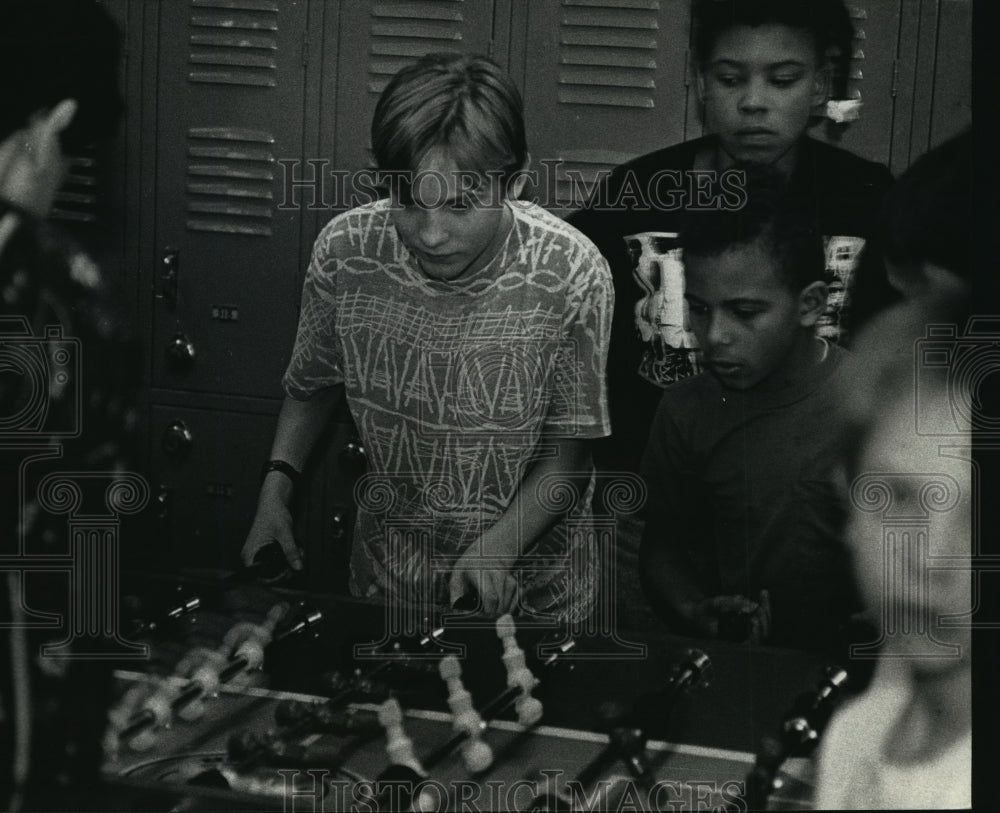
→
(0, 1, 131, 810)
(813, 132, 973, 809)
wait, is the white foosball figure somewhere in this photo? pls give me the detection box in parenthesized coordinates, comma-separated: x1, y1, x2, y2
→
(495, 614, 543, 726)
(104, 683, 154, 758)
(127, 681, 181, 751)
(438, 656, 493, 773)
(223, 603, 287, 669)
(377, 697, 425, 776)
(173, 647, 228, 721)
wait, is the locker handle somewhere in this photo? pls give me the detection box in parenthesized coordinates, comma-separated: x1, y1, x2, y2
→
(339, 439, 368, 476)
(155, 485, 173, 522)
(165, 334, 196, 373)
(331, 509, 348, 540)
(161, 248, 179, 309)
(162, 420, 194, 460)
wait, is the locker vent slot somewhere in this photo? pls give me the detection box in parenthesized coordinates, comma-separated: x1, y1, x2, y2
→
(185, 127, 275, 236)
(188, 0, 280, 87)
(846, 6, 867, 93)
(367, 1, 465, 95)
(559, 0, 660, 108)
(52, 154, 100, 225)
(551, 149, 634, 210)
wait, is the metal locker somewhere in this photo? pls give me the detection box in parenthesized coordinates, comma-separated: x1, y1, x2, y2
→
(512, 0, 693, 216)
(149, 0, 309, 399)
(812, 0, 902, 166)
(152, 404, 278, 570)
(52, 0, 134, 293)
(325, 0, 499, 188)
(928, 0, 972, 149)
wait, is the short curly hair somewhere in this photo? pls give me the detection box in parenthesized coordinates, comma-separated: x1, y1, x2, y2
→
(679, 166, 826, 293)
(692, 0, 855, 97)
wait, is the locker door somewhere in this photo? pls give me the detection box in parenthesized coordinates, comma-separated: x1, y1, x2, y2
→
(150, 0, 308, 398)
(516, 0, 692, 215)
(51, 0, 132, 279)
(329, 0, 498, 184)
(813, 1, 902, 166)
(152, 405, 278, 570)
(928, 0, 971, 148)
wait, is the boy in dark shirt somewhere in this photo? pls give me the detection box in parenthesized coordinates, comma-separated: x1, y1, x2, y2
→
(570, 0, 894, 477)
(640, 176, 856, 645)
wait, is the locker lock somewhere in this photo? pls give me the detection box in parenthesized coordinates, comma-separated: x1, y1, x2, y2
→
(161, 248, 179, 309)
(155, 485, 173, 521)
(331, 509, 347, 540)
(339, 438, 368, 475)
(166, 334, 196, 372)
(162, 420, 194, 460)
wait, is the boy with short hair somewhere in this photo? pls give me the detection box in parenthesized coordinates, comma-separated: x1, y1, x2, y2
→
(570, 0, 894, 477)
(639, 175, 856, 643)
(814, 342, 971, 809)
(813, 133, 973, 807)
(242, 53, 613, 622)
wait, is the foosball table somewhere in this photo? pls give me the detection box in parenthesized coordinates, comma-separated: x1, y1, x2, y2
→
(97, 571, 850, 812)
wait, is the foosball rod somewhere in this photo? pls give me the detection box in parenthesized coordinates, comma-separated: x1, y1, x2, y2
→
(229, 626, 449, 773)
(118, 603, 317, 742)
(369, 618, 561, 812)
(420, 638, 575, 771)
(528, 648, 712, 812)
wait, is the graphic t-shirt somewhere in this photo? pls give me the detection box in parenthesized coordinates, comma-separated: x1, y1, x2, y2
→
(569, 135, 895, 474)
(285, 200, 612, 620)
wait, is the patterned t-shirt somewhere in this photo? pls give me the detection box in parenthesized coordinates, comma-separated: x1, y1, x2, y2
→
(284, 200, 613, 620)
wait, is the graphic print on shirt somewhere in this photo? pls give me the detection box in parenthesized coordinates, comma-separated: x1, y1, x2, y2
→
(623, 230, 866, 387)
(284, 202, 611, 619)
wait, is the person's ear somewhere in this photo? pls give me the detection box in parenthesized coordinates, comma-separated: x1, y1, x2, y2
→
(506, 153, 532, 200)
(696, 67, 707, 104)
(797, 280, 828, 327)
(811, 63, 831, 109)
(28, 99, 78, 164)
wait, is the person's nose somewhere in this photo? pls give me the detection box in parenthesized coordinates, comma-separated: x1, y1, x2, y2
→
(417, 209, 449, 249)
(706, 311, 733, 349)
(739, 76, 769, 114)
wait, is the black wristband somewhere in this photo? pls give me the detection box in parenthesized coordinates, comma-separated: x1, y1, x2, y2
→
(260, 459, 301, 489)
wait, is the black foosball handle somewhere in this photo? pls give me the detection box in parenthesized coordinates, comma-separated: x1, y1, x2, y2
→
(739, 666, 850, 810)
(530, 648, 711, 811)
